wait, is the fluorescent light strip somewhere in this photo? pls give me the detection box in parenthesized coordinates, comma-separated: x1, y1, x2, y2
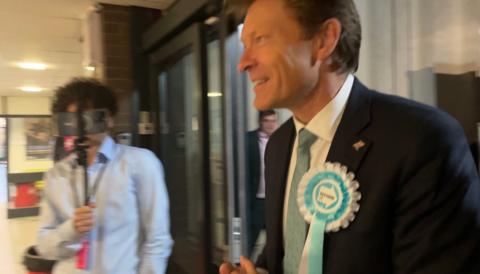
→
(207, 92, 222, 97)
(20, 87, 43, 92)
(18, 62, 47, 70)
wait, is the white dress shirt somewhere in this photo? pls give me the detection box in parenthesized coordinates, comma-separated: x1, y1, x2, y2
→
(283, 74, 354, 274)
(37, 136, 173, 274)
(256, 131, 269, 198)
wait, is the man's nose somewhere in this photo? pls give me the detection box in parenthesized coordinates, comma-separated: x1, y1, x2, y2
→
(237, 49, 255, 72)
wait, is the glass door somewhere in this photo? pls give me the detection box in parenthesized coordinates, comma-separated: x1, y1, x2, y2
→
(150, 23, 208, 274)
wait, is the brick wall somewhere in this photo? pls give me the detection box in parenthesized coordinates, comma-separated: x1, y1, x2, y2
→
(99, 4, 133, 136)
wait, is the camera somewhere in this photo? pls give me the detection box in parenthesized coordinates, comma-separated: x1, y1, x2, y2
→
(55, 110, 108, 136)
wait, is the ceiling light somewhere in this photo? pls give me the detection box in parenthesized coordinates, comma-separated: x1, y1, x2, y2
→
(205, 16, 219, 25)
(18, 62, 47, 70)
(207, 92, 222, 97)
(85, 66, 96, 71)
(20, 86, 43, 93)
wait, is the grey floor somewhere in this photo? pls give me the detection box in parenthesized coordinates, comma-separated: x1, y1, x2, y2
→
(0, 204, 268, 274)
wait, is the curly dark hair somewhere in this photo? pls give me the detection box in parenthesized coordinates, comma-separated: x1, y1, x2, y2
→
(52, 78, 118, 116)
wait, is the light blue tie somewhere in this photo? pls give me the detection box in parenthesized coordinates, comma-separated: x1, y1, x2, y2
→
(284, 129, 318, 274)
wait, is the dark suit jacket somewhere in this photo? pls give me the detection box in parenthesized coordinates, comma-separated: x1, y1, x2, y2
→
(246, 129, 262, 252)
(247, 130, 261, 204)
(258, 79, 480, 274)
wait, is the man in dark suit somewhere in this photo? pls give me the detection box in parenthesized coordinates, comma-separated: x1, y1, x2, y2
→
(220, 0, 480, 273)
(246, 110, 278, 256)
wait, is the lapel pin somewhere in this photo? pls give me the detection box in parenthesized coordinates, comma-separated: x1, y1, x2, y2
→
(353, 140, 366, 151)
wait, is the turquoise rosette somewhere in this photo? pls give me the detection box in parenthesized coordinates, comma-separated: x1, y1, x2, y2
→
(296, 162, 361, 273)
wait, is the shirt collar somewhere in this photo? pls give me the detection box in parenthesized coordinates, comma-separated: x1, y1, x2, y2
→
(97, 135, 115, 162)
(258, 130, 269, 139)
(293, 74, 354, 142)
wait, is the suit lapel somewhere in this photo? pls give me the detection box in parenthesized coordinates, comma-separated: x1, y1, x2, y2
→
(251, 130, 261, 194)
(270, 118, 295, 228)
(326, 78, 372, 174)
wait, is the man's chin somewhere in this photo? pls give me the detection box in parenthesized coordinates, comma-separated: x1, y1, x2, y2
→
(254, 99, 275, 111)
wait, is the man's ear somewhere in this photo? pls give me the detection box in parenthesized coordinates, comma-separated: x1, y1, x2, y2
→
(313, 18, 342, 62)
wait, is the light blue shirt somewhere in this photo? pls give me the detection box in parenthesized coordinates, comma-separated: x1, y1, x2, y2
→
(37, 136, 173, 274)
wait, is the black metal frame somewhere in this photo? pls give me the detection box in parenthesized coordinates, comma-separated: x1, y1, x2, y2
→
(140, 0, 250, 271)
(142, 0, 220, 52)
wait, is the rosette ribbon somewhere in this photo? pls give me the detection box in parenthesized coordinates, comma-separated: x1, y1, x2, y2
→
(297, 162, 361, 274)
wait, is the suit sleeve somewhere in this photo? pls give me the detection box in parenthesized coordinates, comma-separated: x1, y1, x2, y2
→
(392, 115, 480, 274)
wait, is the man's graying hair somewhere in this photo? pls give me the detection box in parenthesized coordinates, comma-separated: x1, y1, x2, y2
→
(227, 0, 362, 73)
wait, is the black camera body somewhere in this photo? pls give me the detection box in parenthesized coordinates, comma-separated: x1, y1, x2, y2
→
(55, 110, 108, 136)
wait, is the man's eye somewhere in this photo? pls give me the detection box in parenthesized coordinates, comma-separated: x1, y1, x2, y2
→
(254, 35, 267, 44)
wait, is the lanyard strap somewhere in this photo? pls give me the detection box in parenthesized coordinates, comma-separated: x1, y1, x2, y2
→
(70, 157, 109, 207)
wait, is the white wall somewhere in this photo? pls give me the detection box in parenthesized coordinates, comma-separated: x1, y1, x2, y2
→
(410, 0, 480, 72)
(354, 0, 480, 98)
(354, 0, 396, 94)
(0, 96, 52, 202)
(5, 97, 51, 115)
